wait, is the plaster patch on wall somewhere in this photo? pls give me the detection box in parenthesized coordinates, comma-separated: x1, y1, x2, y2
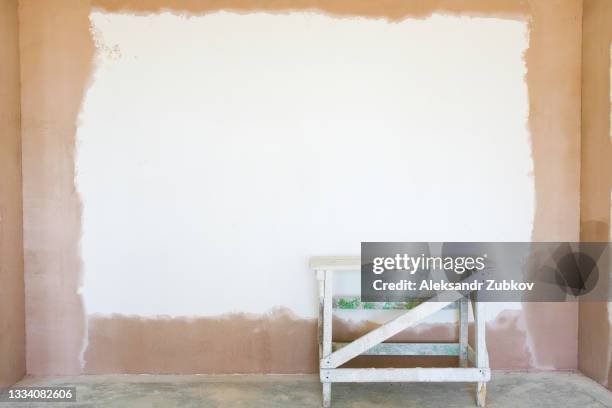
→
(76, 11, 532, 319)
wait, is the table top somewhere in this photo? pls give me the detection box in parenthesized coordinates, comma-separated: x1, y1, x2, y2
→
(309, 256, 360, 271)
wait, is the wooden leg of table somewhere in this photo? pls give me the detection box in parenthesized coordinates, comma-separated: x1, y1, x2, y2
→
(459, 296, 469, 368)
(473, 297, 487, 407)
(476, 381, 486, 407)
(322, 270, 333, 357)
(317, 275, 324, 360)
(322, 382, 331, 408)
(321, 270, 333, 407)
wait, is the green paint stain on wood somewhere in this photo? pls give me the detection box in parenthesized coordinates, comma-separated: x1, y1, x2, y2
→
(333, 297, 422, 310)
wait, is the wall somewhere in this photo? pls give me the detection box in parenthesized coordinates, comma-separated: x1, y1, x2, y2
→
(19, 0, 583, 375)
(579, 0, 612, 390)
(79, 9, 533, 370)
(0, 0, 25, 387)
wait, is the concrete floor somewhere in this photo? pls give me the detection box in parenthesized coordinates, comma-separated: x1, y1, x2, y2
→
(2, 371, 611, 407)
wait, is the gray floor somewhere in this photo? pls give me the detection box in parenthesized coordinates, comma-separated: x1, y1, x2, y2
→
(2, 371, 611, 407)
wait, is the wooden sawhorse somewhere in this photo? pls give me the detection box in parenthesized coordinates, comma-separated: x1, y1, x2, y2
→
(312, 256, 489, 407)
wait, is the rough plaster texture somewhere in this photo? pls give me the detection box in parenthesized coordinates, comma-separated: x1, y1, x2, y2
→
(0, 0, 26, 387)
(18, 0, 583, 375)
(579, 0, 612, 391)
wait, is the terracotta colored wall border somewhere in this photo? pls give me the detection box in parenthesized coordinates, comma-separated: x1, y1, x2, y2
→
(0, 0, 26, 387)
(579, 0, 612, 390)
(19, 0, 582, 374)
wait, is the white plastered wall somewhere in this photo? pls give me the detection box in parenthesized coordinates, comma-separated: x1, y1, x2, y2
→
(76, 12, 532, 322)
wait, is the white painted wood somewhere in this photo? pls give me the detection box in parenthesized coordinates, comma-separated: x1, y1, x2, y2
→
(322, 382, 331, 408)
(468, 345, 475, 366)
(474, 298, 488, 407)
(474, 300, 488, 368)
(321, 270, 333, 408)
(321, 368, 491, 383)
(317, 275, 325, 359)
(459, 297, 469, 367)
(323, 270, 333, 359)
(332, 342, 460, 356)
(470, 294, 490, 367)
(310, 256, 360, 271)
(321, 293, 464, 368)
(314, 257, 490, 406)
